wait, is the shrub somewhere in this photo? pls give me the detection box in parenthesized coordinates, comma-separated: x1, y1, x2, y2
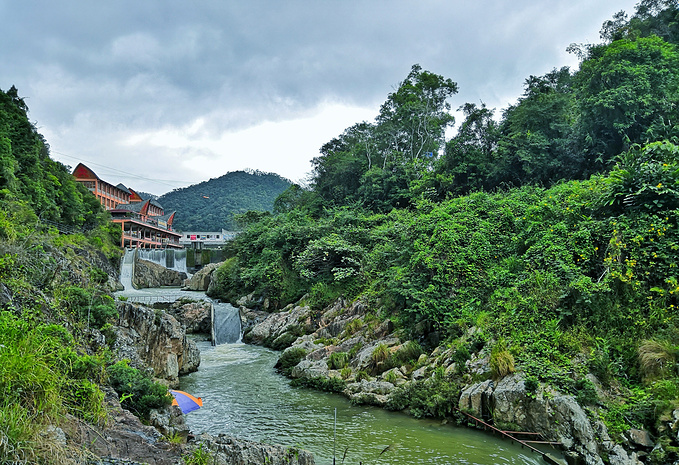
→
(386, 375, 460, 419)
(390, 341, 423, 367)
(290, 376, 347, 393)
(575, 378, 599, 405)
(340, 367, 352, 379)
(383, 370, 398, 384)
(107, 360, 172, 420)
(355, 370, 371, 382)
(276, 347, 307, 376)
(328, 351, 349, 370)
(344, 318, 363, 336)
(371, 343, 390, 370)
(452, 345, 471, 375)
(57, 286, 118, 329)
(638, 339, 678, 380)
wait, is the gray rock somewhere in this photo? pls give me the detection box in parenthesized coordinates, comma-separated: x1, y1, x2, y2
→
(626, 428, 654, 448)
(411, 366, 428, 380)
(183, 261, 221, 291)
(149, 405, 190, 441)
(113, 302, 200, 386)
(290, 359, 329, 379)
(133, 259, 187, 288)
(458, 380, 493, 419)
(196, 433, 315, 465)
(245, 305, 311, 345)
(607, 444, 644, 465)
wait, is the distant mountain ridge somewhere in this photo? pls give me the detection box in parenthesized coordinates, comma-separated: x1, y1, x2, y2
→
(158, 170, 291, 232)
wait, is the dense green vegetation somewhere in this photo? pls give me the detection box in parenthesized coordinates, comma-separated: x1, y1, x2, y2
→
(158, 169, 291, 231)
(0, 87, 170, 463)
(209, 2, 679, 457)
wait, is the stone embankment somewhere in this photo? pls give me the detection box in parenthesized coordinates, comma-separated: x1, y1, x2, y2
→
(238, 296, 658, 465)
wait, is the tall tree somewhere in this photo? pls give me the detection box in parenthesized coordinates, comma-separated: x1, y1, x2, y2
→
(574, 36, 679, 170)
(495, 67, 578, 185)
(312, 65, 458, 211)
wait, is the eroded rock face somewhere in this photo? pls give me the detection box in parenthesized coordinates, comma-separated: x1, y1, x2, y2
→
(460, 375, 647, 465)
(113, 302, 200, 386)
(63, 387, 182, 465)
(133, 259, 187, 289)
(243, 304, 312, 345)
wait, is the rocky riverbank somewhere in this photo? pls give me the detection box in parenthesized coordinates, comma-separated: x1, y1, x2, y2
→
(234, 294, 661, 465)
(87, 296, 316, 465)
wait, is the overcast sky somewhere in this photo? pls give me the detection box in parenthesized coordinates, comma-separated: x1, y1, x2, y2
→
(2, 0, 639, 195)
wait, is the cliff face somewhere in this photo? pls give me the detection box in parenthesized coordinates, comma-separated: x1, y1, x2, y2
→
(113, 301, 200, 386)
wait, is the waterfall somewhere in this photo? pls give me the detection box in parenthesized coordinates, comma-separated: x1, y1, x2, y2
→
(137, 249, 189, 275)
(212, 302, 242, 345)
(120, 248, 135, 290)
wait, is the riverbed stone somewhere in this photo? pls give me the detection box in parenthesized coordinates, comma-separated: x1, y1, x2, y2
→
(196, 433, 315, 465)
(290, 359, 329, 379)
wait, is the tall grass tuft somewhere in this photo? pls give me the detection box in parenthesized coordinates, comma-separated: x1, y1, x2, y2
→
(490, 339, 515, 380)
(0, 311, 107, 463)
(638, 339, 679, 380)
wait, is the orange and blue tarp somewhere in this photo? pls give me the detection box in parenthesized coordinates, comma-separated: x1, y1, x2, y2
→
(169, 390, 203, 414)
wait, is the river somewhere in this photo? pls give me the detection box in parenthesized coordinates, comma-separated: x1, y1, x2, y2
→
(180, 340, 553, 465)
(114, 279, 556, 465)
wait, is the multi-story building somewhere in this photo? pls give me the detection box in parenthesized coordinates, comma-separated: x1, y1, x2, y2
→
(72, 163, 181, 249)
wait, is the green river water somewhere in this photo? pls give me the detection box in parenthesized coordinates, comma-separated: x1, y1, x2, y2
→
(179, 340, 558, 465)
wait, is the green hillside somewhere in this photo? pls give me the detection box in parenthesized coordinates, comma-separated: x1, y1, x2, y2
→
(208, 4, 679, 459)
(158, 170, 291, 231)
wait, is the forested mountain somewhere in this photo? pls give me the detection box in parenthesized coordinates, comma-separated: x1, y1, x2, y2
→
(208, 2, 679, 460)
(158, 170, 291, 231)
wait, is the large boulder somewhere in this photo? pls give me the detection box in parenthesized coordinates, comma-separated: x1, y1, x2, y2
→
(165, 299, 212, 334)
(133, 259, 187, 288)
(113, 302, 200, 386)
(184, 262, 222, 291)
(243, 304, 312, 345)
(195, 433, 315, 465)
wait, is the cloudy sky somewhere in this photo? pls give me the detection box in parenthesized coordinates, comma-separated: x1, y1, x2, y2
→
(3, 0, 638, 195)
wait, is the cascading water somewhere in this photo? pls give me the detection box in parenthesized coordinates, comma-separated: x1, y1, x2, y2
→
(212, 302, 242, 344)
(137, 249, 189, 275)
(120, 248, 135, 291)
